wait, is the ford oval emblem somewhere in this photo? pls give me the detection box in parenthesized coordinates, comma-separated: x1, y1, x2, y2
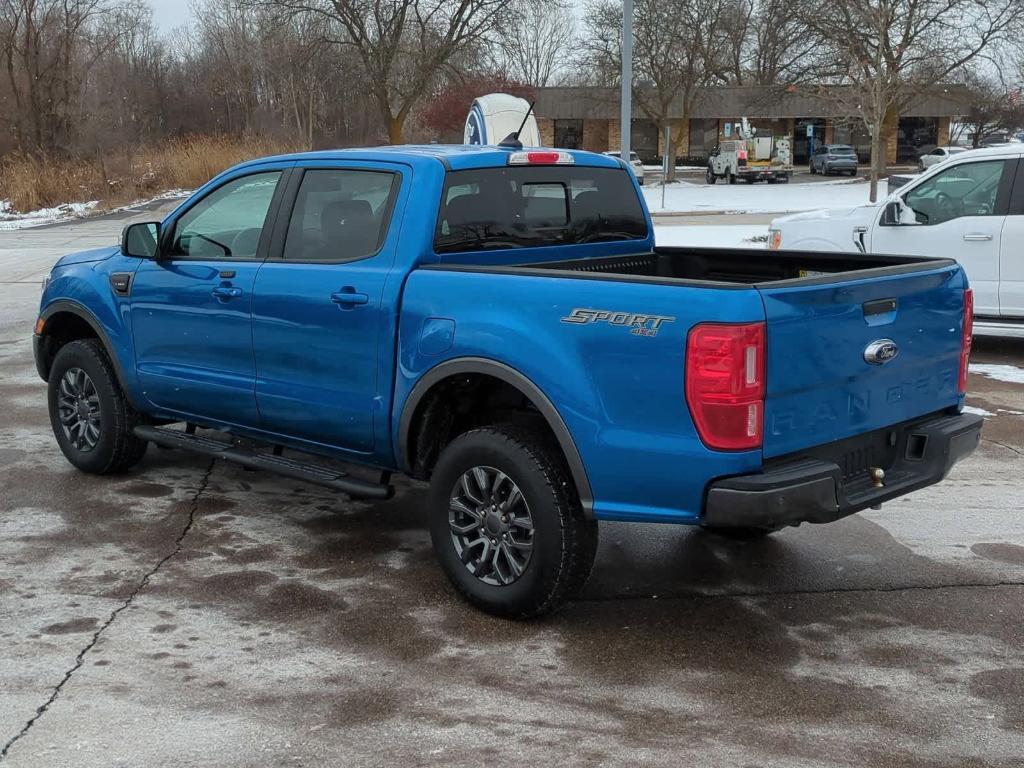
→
(864, 339, 899, 365)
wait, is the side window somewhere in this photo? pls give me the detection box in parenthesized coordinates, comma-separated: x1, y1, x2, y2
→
(168, 172, 281, 259)
(282, 169, 399, 262)
(903, 160, 1009, 225)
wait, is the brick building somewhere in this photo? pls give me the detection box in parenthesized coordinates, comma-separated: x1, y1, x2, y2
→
(533, 85, 968, 166)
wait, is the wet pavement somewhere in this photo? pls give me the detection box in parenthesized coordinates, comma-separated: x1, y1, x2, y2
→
(1, 209, 1023, 767)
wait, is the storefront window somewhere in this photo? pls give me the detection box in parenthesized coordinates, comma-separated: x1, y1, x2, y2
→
(553, 120, 583, 149)
(897, 117, 939, 163)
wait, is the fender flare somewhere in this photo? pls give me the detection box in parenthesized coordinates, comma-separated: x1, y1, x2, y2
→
(398, 357, 594, 517)
(38, 299, 138, 407)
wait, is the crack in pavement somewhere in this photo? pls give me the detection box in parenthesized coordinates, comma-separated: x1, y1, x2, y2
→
(983, 437, 1024, 458)
(0, 460, 215, 762)
(582, 580, 1024, 603)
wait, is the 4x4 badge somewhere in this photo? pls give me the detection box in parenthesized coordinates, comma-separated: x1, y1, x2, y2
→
(864, 339, 899, 365)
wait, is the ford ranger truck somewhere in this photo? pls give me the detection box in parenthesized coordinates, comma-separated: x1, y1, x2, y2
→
(33, 145, 982, 618)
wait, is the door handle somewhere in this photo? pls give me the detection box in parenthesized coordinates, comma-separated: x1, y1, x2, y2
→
(963, 233, 993, 242)
(211, 285, 242, 299)
(331, 288, 368, 307)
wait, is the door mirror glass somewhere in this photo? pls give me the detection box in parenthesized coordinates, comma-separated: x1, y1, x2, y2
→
(880, 200, 905, 226)
(122, 222, 160, 258)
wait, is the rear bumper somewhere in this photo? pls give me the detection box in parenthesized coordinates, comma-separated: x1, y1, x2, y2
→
(703, 412, 982, 530)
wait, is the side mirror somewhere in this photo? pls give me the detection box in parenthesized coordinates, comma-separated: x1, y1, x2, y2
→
(880, 200, 902, 226)
(122, 222, 160, 259)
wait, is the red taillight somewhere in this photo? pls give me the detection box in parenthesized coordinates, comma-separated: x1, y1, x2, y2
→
(738, 150, 748, 160)
(959, 288, 973, 394)
(686, 322, 766, 451)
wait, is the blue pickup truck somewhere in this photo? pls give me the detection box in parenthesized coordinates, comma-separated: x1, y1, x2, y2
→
(33, 145, 981, 617)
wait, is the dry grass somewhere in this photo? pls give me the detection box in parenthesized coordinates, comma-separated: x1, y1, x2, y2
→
(0, 135, 303, 214)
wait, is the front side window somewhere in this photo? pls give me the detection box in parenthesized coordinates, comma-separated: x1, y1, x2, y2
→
(282, 169, 398, 262)
(168, 172, 282, 259)
(903, 160, 1009, 225)
(434, 166, 647, 254)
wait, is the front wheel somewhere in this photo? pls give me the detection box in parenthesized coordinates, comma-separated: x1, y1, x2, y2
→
(428, 425, 598, 618)
(48, 339, 148, 474)
(706, 168, 716, 184)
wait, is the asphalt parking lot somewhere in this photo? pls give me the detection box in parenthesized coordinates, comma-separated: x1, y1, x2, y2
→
(1, 207, 1023, 767)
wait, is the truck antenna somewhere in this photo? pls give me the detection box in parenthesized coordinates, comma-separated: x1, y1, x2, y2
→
(499, 100, 536, 149)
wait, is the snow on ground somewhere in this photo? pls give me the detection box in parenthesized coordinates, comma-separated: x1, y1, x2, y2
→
(0, 189, 190, 232)
(654, 224, 767, 249)
(0, 199, 98, 231)
(963, 404, 995, 417)
(643, 178, 880, 214)
(969, 363, 1024, 385)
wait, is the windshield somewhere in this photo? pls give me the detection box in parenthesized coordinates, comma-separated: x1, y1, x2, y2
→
(434, 166, 648, 254)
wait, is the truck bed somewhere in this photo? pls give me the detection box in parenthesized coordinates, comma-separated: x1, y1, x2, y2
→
(515, 247, 956, 287)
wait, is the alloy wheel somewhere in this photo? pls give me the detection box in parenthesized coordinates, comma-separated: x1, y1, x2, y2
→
(57, 367, 101, 452)
(449, 466, 534, 586)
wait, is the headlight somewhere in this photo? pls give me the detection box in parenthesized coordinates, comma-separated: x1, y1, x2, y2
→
(768, 229, 782, 250)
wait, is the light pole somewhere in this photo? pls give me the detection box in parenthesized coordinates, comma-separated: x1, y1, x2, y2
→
(620, 0, 633, 164)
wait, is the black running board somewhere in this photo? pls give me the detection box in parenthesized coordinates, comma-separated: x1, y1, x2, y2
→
(134, 425, 394, 500)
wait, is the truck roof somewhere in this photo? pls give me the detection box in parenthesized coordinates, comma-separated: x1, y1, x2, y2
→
(235, 145, 625, 173)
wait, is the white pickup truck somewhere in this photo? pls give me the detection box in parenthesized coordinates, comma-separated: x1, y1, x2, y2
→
(769, 145, 1024, 337)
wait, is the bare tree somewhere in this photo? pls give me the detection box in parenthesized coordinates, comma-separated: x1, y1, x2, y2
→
(253, 0, 516, 143)
(584, 0, 730, 181)
(492, 0, 575, 87)
(735, 0, 827, 86)
(951, 72, 1024, 147)
(801, 0, 1024, 201)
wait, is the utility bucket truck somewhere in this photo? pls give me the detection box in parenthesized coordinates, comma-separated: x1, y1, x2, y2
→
(707, 118, 793, 184)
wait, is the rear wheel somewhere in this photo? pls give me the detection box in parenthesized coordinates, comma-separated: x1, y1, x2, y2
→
(428, 425, 598, 618)
(809, 164, 816, 174)
(47, 339, 148, 474)
(727, 172, 736, 185)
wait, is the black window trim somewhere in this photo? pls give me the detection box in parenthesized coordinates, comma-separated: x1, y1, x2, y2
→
(1006, 157, 1024, 215)
(897, 156, 1017, 225)
(265, 165, 402, 265)
(158, 166, 293, 263)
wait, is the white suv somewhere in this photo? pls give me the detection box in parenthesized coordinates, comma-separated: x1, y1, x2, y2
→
(769, 145, 1024, 336)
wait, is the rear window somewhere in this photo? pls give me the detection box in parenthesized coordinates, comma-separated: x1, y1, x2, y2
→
(434, 166, 647, 254)
(832, 146, 856, 154)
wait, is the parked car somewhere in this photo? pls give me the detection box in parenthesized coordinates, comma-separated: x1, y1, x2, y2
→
(603, 150, 645, 184)
(34, 145, 980, 618)
(809, 144, 859, 176)
(770, 143, 1024, 338)
(919, 146, 968, 170)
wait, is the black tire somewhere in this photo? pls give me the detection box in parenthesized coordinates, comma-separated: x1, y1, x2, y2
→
(701, 525, 777, 541)
(428, 424, 598, 618)
(727, 172, 735, 185)
(779, 174, 790, 184)
(48, 339, 148, 474)
(823, 164, 831, 175)
(809, 164, 816, 174)
(706, 167, 716, 185)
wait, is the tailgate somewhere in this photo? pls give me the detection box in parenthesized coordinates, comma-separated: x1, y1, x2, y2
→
(757, 263, 966, 458)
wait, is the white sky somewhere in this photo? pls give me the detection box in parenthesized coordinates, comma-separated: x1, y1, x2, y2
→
(150, 0, 196, 32)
